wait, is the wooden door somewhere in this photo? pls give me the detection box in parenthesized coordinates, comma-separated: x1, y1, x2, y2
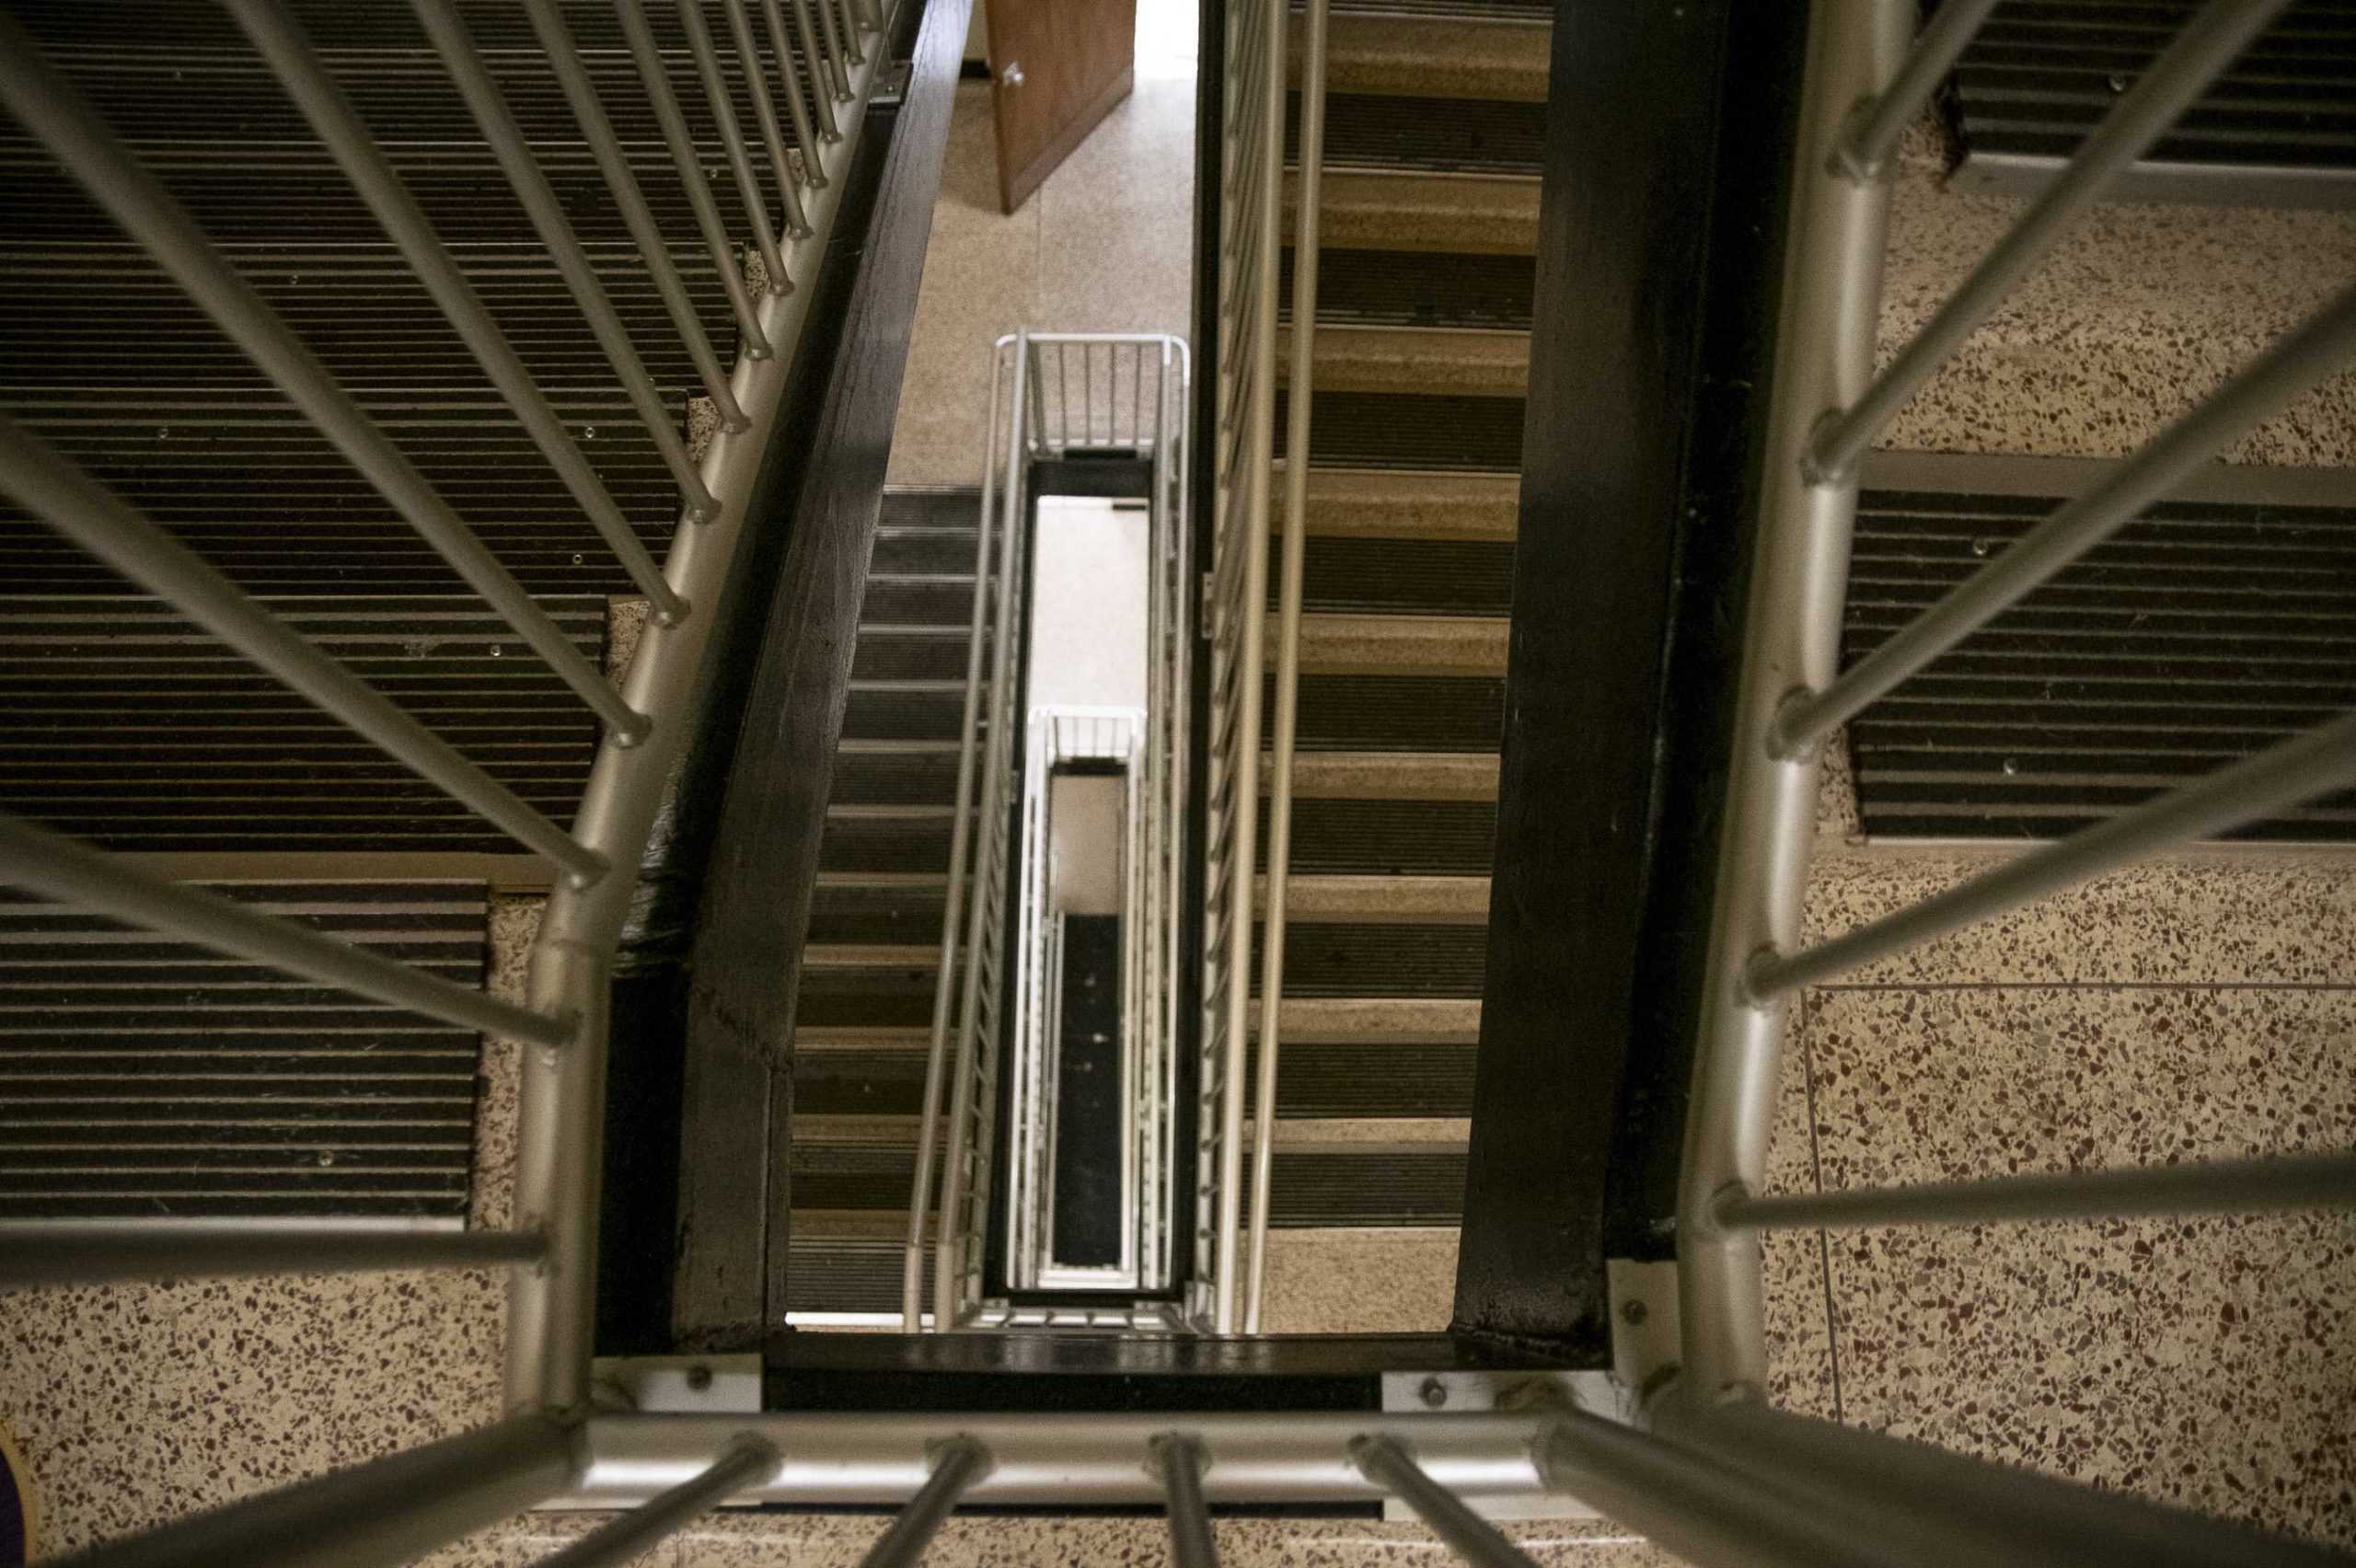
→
(985, 0, 1138, 213)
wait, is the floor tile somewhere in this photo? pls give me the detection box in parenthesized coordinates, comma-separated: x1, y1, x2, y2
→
(1261, 1226, 1458, 1333)
(1805, 985, 2356, 1545)
(1033, 74, 1198, 336)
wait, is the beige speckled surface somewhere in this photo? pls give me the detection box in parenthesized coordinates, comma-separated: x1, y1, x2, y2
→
(1278, 326, 1530, 398)
(1293, 612, 1508, 677)
(1279, 468, 1522, 543)
(608, 595, 652, 686)
(1305, 12, 1552, 103)
(1877, 168, 2356, 464)
(1300, 171, 1541, 257)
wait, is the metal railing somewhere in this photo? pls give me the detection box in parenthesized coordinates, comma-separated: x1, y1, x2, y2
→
(1196, 0, 1327, 1338)
(1655, 2, 2356, 1562)
(905, 330, 1191, 1330)
(10, 0, 2356, 1563)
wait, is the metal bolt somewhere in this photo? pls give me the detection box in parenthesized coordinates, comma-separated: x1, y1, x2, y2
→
(686, 1364, 714, 1392)
(316, 1149, 336, 1167)
(2002, 756, 2020, 776)
(489, 645, 502, 658)
(2108, 73, 2128, 93)
(1620, 1298, 1649, 1326)
(1971, 536, 1994, 557)
(1418, 1377, 1448, 1409)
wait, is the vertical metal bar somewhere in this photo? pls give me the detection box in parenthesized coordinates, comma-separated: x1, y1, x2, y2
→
(835, 0, 868, 64)
(409, 0, 722, 521)
(1533, 1413, 1893, 1568)
(722, 0, 814, 238)
(226, 0, 690, 618)
(810, 0, 854, 100)
(0, 416, 608, 881)
(0, 1221, 544, 1289)
(1212, 0, 1286, 1337)
(857, 1437, 992, 1568)
(1348, 1436, 1539, 1568)
(933, 335, 1034, 1331)
(760, 0, 830, 190)
(1661, 1394, 2354, 1568)
(616, 0, 779, 350)
(0, 810, 573, 1047)
(1776, 279, 2356, 755)
(0, 14, 654, 738)
(1675, 0, 1906, 1402)
(1807, 0, 2296, 479)
(506, 943, 612, 1415)
(1829, 0, 2001, 179)
(791, 0, 844, 140)
(534, 1435, 780, 1568)
(678, 0, 797, 291)
(1244, 0, 1325, 1335)
(1751, 707, 2356, 998)
(57, 1412, 573, 1568)
(525, 0, 749, 429)
(1718, 1149, 2356, 1232)
(905, 336, 1009, 1329)
(1152, 1434, 1220, 1568)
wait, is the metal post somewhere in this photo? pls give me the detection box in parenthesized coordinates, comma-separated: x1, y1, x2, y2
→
(1776, 278, 2356, 754)
(0, 416, 606, 883)
(677, 0, 796, 292)
(0, 14, 652, 741)
(410, 0, 722, 522)
(809, 0, 855, 100)
(617, 0, 776, 353)
(1807, 0, 2296, 479)
(0, 810, 573, 1047)
(1244, 0, 1325, 1335)
(759, 0, 830, 190)
(1716, 1148, 2356, 1231)
(506, 943, 612, 1416)
(857, 1436, 992, 1568)
(1750, 707, 2356, 997)
(534, 1435, 780, 1568)
(0, 1222, 543, 1290)
(791, 0, 844, 141)
(1347, 1435, 1539, 1568)
(1533, 1412, 1897, 1568)
(225, 0, 690, 619)
(1150, 1434, 1220, 1568)
(1661, 1395, 2353, 1568)
(1828, 0, 2001, 179)
(55, 1412, 572, 1568)
(905, 336, 1009, 1329)
(720, 0, 814, 239)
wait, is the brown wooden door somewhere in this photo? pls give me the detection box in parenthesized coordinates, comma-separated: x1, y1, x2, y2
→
(985, 0, 1138, 213)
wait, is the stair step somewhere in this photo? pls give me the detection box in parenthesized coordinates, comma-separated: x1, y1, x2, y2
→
(1258, 799, 1498, 878)
(1275, 674, 1504, 752)
(1276, 325, 1529, 398)
(1290, 91, 1547, 179)
(1279, 468, 1520, 542)
(1270, 533, 1513, 617)
(1280, 749, 1500, 801)
(1283, 247, 1535, 333)
(1275, 386, 1526, 473)
(1293, 612, 1508, 677)
(1250, 921, 1488, 998)
(1295, 12, 1551, 103)
(1294, 171, 1541, 256)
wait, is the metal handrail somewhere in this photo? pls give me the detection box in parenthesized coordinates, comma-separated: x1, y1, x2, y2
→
(1674, 8, 2356, 1561)
(908, 331, 1190, 1330)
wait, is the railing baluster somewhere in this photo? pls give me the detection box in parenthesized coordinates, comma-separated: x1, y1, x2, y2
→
(617, 0, 777, 354)
(0, 812, 575, 1048)
(759, 0, 830, 191)
(1348, 1435, 1540, 1568)
(1806, 0, 2296, 480)
(50, 1412, 572, 1568)
(1150, 1434, 1220, 1568)
(225, 0, 689, 626)
(809, 0, 854, 101)
(1828, 0, 2001, 179)
(720, 0, 814, 240)
(1777, 278, 2356, 755)
(858, 1436, 991, 1568)
(0, 16, 649, 742)
(0, 1222, 544, 1290)
(1715, 1149, 2356, 1232)
(1750, 707, 2356, 998)
(677, 0, 797, 294)
(1663, 1395, 2353, 1568)
(0, 416, 607, 884)
(534, 1435, 780, 1568)
(410, 0, 722, 522)
(525, 0, 748, 431)
(791, 0, 844, 141)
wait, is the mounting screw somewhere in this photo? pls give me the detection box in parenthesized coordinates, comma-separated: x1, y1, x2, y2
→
(686, 1364, 714, 1392)
(1418, 1377, 1448, 1409)
(1620, 1298, 1648, 1327)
